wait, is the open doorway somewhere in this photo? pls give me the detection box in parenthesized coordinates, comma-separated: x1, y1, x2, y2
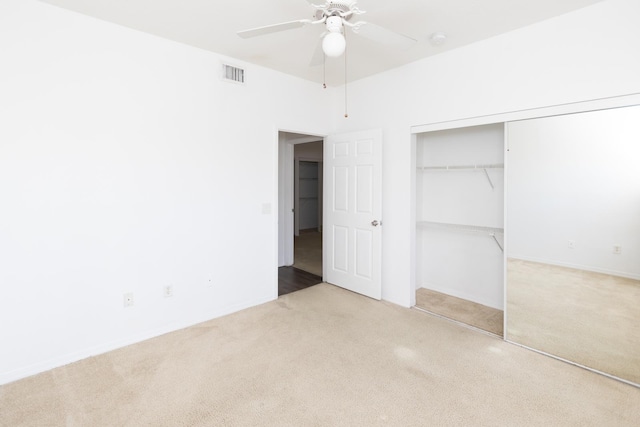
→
(278, 132, 324, 296)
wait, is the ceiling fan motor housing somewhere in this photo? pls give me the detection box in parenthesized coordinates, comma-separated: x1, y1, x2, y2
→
(325, 16, 343, 33)
(314, 1, 356, 21)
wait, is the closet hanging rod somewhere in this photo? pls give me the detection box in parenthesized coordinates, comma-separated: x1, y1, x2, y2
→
(418, 221, 504, 252)
(418, 220, 503, 233)
(417, 163, 504, 171)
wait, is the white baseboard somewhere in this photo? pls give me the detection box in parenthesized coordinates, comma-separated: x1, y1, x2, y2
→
(508, 255, 640, 281)
(418, 283, 503, 310)
(0, 295, 275, 386)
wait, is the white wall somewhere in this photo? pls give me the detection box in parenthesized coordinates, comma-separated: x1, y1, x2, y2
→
(0, 0, 331, 384)
(330, 0, 640, 307)
(507, 106, 640, 279)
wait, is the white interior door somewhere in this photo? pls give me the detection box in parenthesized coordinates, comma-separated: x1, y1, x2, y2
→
(324, 129, 382, 300)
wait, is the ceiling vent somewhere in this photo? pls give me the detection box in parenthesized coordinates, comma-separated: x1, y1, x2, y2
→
(222, 64, 245, 84)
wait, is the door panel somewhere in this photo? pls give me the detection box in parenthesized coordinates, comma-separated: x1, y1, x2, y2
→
(355, 228, 373, 279)
(333, 166, 349, 211)
(333, 225, 349, 273)
(324, 129, 382, 300)
(356, 165, 373, 213)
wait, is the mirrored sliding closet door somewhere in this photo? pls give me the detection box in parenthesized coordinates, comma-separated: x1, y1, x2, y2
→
(505, 105, 640, 386)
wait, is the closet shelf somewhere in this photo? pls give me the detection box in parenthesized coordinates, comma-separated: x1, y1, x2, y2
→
(417, 221, 504, 252)
(417, 163, 503, 189)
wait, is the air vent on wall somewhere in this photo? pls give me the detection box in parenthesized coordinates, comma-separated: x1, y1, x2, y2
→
(222, 64, 245, 84)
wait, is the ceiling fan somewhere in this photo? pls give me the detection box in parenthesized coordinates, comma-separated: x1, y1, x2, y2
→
(237, 1, 417, 63)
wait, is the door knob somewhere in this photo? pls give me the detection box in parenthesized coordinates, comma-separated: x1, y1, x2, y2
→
(371, 220, 380, 227)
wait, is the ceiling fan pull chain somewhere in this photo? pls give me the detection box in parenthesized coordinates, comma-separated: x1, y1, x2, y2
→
(344, 29, 348, 118)
(323, 52, 327, 89)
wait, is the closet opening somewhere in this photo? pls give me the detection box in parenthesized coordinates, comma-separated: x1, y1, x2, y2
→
(414, 123, 505, 337)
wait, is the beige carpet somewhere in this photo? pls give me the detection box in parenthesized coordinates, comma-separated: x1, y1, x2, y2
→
(293, 230, 322, 277)
(2, 284, 639, 426)
(416, 288, 504, 336)
(507, 258, 640, 385)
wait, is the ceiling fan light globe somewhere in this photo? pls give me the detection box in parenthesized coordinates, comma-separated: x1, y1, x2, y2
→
(322, 32, 346, 57)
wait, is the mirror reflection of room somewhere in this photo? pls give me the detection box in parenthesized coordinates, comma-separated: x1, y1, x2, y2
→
(506, 105, 640, 386)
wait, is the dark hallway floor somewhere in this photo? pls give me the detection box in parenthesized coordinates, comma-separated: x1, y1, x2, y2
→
(278, 266, 322, 296)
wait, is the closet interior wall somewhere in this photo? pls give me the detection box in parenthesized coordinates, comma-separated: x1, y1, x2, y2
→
(416, 124, 505, 310)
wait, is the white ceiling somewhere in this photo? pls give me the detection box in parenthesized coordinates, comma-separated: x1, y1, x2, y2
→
(39, 0, 602, 86)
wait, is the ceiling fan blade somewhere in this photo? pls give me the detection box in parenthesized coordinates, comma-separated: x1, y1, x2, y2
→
(237, 20, 309, 39)
(353, 22, 417, 50)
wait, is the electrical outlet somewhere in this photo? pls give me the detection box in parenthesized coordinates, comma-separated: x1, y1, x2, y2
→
(613, 245, 622, 255)
(123, 292, 134, 308)
(163, 285, 173, 298)
(568, 240, 575, 249)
